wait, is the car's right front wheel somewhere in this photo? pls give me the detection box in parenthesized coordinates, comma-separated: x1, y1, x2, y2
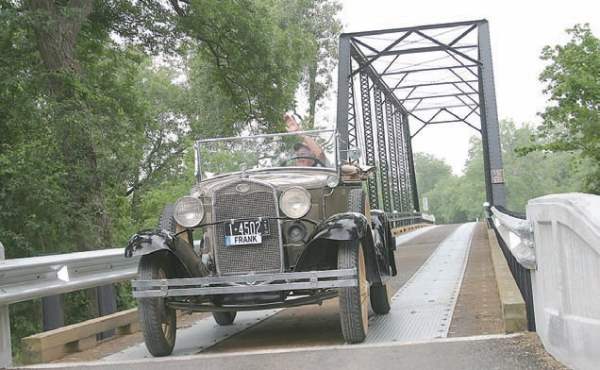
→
(338, 242, 369, 343)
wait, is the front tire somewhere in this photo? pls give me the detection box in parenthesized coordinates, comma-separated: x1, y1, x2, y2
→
(338, 243, 369, 343)
(212, 311, 237, 326)
(138, 254, 177, 356)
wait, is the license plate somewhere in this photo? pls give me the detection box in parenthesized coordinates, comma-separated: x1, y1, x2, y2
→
(224, 219, 270, 246)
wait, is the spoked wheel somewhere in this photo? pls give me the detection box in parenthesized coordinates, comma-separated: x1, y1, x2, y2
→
(138, 254, 177, 356)
(338, 242, 369, 343)
(212, 311, 237, 326)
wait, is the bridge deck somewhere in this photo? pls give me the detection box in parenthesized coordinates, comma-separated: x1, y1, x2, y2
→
(22, 223, 564, 369)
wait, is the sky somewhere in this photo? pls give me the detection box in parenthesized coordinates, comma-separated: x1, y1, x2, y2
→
(320, 0, 600, 174)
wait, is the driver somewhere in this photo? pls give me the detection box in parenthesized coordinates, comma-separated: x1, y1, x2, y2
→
(284, 113, 328, 167)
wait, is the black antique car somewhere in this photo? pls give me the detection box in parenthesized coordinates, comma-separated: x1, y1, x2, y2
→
(125, 129, 397, 356)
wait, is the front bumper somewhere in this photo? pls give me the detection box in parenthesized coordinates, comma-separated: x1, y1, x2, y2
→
(132, 268, 357, 298)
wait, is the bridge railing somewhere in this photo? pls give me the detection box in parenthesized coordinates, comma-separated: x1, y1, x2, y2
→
(485, 204, 536, 331)
(487, 193, 600, 370)
(0, 246, 138, 367)
(387, 212, 435, 229)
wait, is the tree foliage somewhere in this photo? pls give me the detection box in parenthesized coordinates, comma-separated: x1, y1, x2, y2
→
(521, 24, 600, 193)
(414, 153, 453, 196)
(292, 0, 342, 127)
(417, 121, 583, 224)
(0, 0, 342, 359)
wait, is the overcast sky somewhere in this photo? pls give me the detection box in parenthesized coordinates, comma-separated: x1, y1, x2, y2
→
(328, 0, 599, 174)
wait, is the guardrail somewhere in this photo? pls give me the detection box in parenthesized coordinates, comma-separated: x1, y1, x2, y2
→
(0, 247, 138, 367)
(487, 206, 535, 269)
(387, 212, 435, 228)
(485, 204, 535, 331)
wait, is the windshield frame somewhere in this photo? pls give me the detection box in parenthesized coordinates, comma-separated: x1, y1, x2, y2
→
(194, 129, 339, 183)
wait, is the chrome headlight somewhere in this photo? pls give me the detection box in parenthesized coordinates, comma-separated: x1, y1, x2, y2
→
(280, 187, 311, 219)
(174, 196, 204, 228)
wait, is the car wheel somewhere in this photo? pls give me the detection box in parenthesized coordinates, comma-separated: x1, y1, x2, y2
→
(212, 311, 237, 326)
(138, 253, 177, 356)
(338, 243, 369, 343)
(370, 283, 391, 314)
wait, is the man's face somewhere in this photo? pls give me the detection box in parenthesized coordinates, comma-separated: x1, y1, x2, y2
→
(294, 146, 314, 166)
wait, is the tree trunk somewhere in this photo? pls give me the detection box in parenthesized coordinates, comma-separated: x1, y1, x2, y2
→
(27, 0, 93, 93)
(307, 61, 318, 129)
(130, 168, 143, 226)
(27, 0, 111, 320)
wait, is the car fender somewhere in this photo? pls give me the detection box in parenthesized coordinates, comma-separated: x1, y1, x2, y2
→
(125, 229, 207, 278)
(371, 210, 397, 276)
(295, 213, 382, 284)
(310, 212, 371, 241)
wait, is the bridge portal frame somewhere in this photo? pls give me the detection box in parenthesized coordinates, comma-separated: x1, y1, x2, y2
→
(336, 19, 506, 209)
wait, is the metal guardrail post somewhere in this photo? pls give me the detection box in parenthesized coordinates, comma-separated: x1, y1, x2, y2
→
(97, 285, 117, 339)
(0, 241, 12, 368)
(42, 296, 65, 331)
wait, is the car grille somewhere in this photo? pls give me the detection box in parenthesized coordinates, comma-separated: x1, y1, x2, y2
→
(213, 180, 282, 275)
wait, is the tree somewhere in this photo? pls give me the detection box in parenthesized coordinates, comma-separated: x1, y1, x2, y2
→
(0, 0, 344, 358)
(414, 152, 453, 196)
(291, 0, 342, 127)
(0, 0, 323, 254)
(419, 120, 584, 224)
(175, 0, 314, 130)
(502, 121, 584, 211)
(523, 24, 600, 193)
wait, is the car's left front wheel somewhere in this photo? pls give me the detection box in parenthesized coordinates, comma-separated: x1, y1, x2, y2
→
(138, 253, 177, 356)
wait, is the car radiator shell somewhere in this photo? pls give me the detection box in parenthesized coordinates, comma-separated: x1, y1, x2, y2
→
(212, 179, 284, 275)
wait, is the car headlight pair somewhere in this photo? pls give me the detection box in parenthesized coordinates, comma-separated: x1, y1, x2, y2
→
(173, 187, 311, 228)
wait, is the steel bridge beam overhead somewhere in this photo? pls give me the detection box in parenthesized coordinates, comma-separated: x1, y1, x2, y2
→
(336, 19, 506, 210)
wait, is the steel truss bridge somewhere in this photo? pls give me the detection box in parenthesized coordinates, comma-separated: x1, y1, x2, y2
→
(336, 19, 506, 213)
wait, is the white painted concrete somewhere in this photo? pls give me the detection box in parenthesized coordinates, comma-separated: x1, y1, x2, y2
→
(527, 193, 600, 370)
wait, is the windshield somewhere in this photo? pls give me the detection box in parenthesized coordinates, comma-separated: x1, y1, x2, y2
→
(195, 129, 337, 180)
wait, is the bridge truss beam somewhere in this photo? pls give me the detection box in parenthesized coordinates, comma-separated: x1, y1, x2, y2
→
(336, 19, 506, 210)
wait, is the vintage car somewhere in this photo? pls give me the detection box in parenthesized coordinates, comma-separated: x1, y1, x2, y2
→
(125, 129, 397, 356)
